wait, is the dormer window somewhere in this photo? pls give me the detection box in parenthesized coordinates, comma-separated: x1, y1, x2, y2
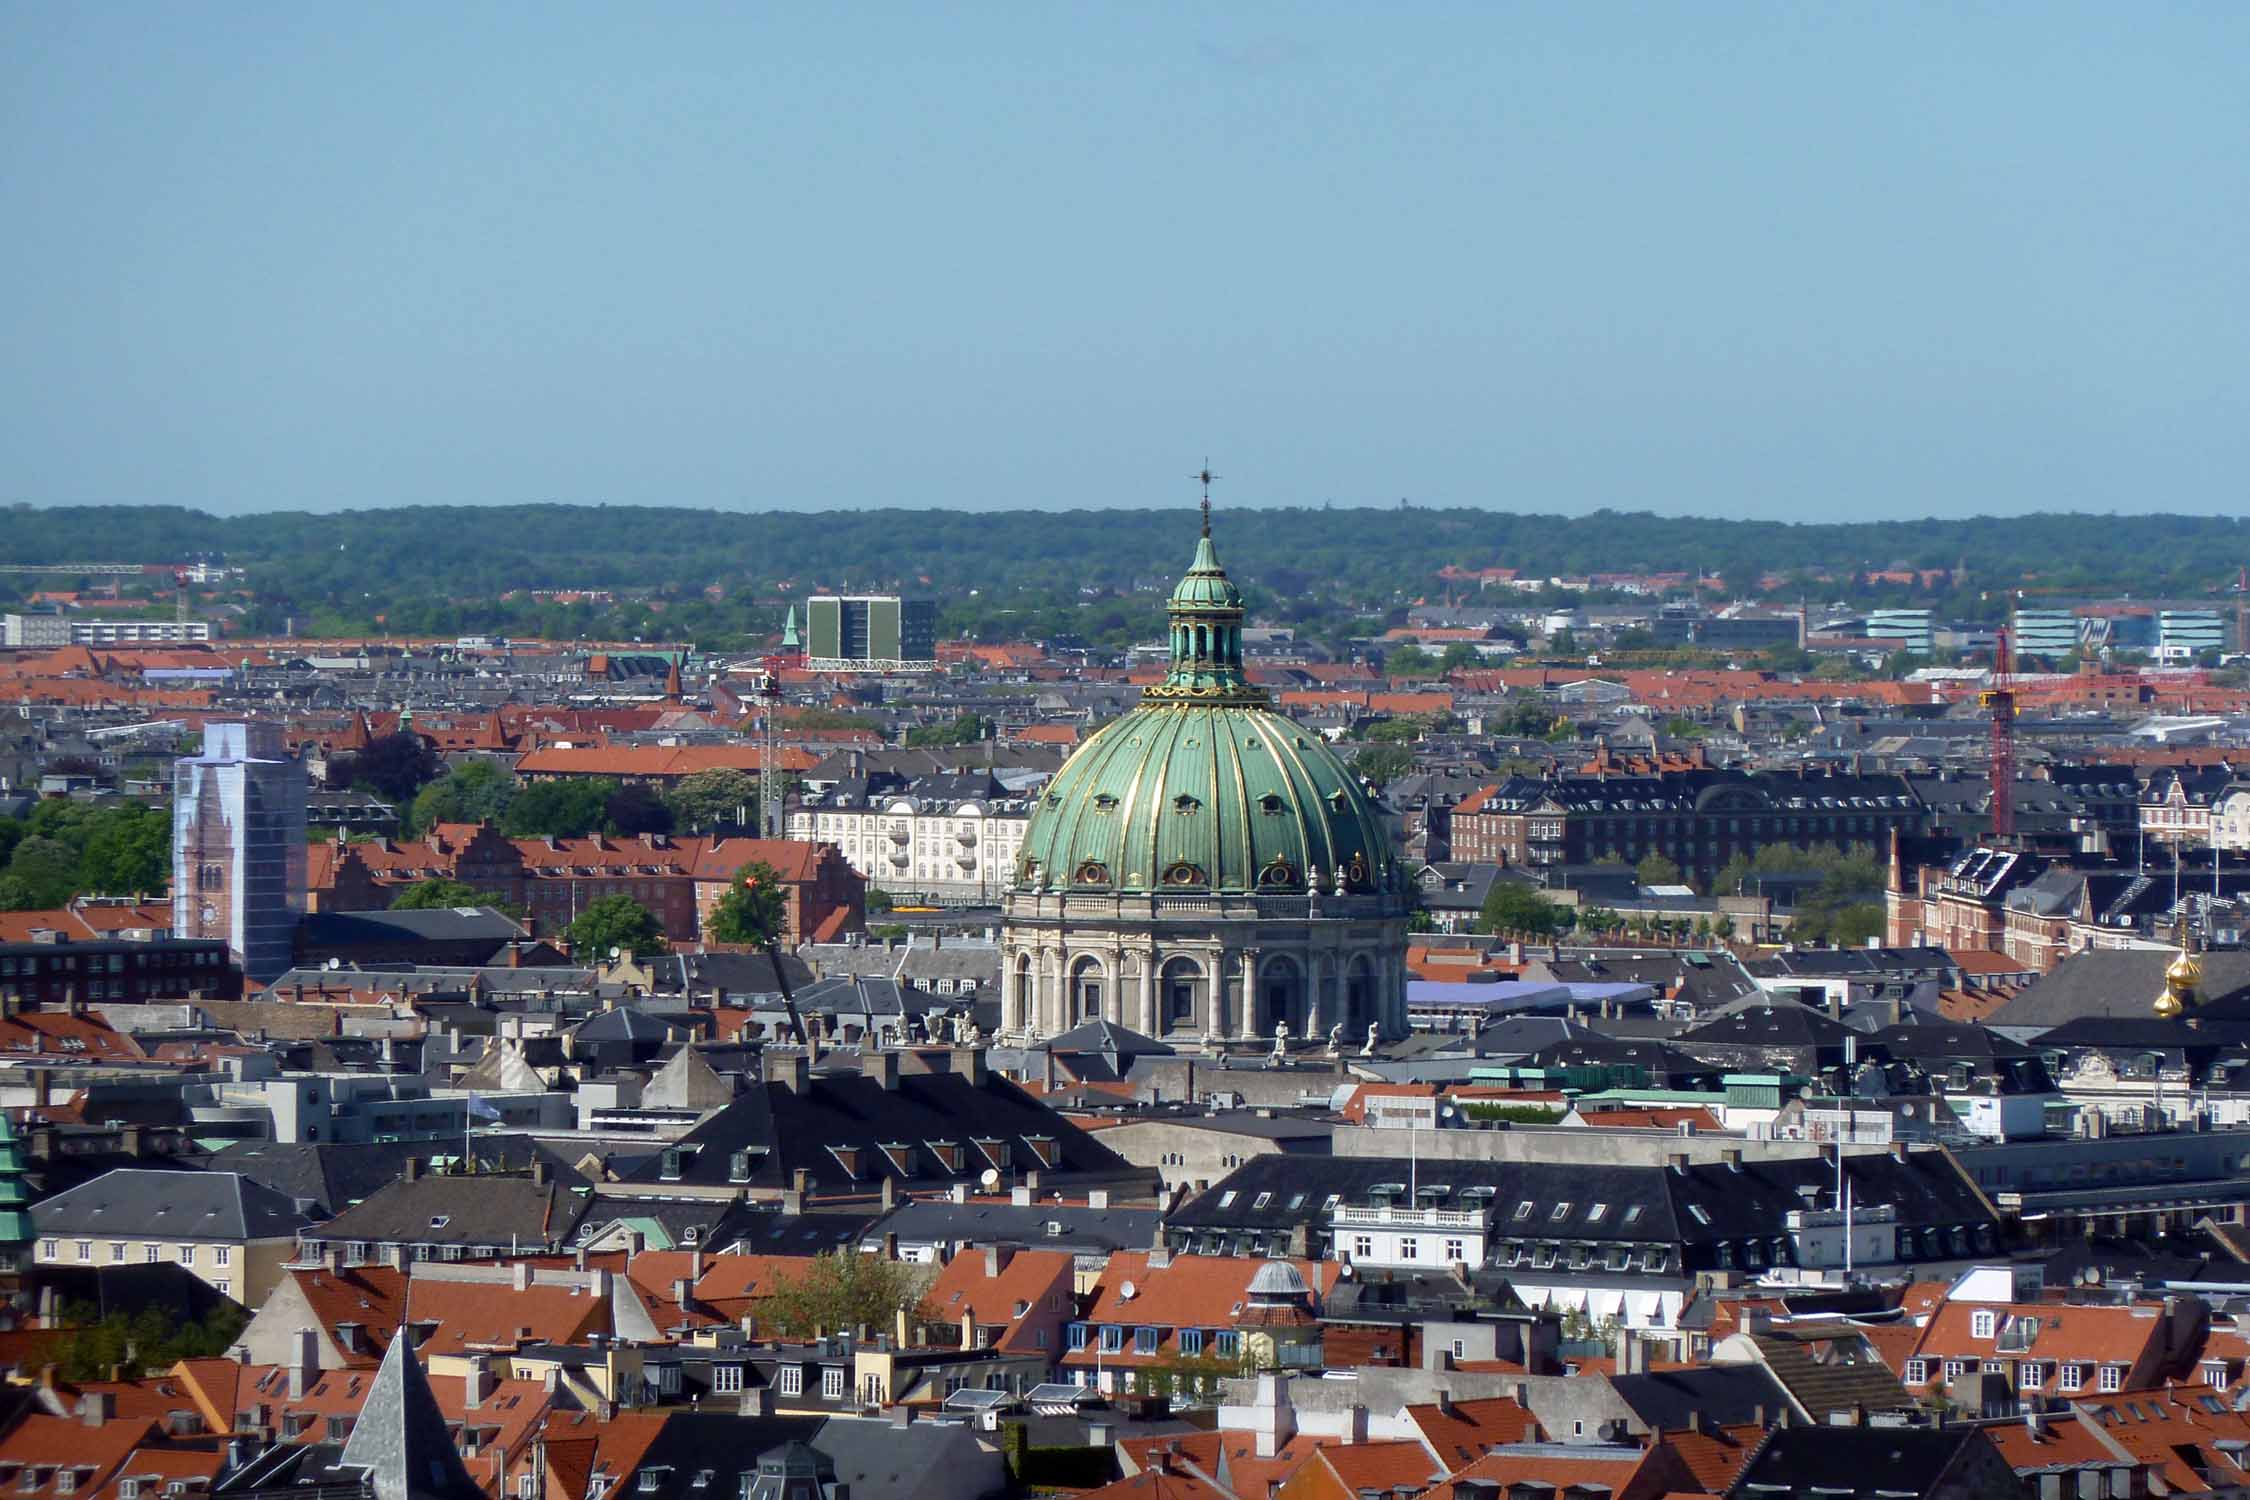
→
(1172, 794, 1201, 815)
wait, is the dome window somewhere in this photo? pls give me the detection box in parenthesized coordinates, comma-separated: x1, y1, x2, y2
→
(1162, 862, 1207, 887)
(1327, 789, 1351, 812)
(1173, 794, 1202, 816)
(1075, 861, 1111, 886)
(1259, 792, 1285, 814)
(1259, 860, 1297, 889)
(1092, 793, 1119, 813)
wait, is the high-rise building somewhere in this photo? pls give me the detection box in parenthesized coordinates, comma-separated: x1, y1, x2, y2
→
(2158, 610, 2226, 663)
(803, 595, 937, 671)
(2010, 608, 2080, 659)
(1863, 609, 1934, 655)
(173, 722, 306, 981)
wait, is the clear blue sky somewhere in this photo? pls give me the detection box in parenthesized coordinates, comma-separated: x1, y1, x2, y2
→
(2, 3, 2244, 518)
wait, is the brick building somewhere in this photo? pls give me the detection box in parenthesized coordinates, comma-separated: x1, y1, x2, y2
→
(306, 824, 863, 945)
(1451, 760, 1926, 884)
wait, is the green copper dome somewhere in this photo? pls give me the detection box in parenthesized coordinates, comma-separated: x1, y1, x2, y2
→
(1014, 518, 1397, 898)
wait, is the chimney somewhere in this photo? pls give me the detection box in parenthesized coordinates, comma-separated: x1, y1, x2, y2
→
(78, 1390, 117, 1427)
(287, 1328, 318, 1399)
(513, 1261, 534, 1292)
(764, 1050, 811, 1093)
(985, 1243, 1014, 1278)
(869, 1050, 901, 1090)
(465, 1357, 496, 1408)
(403, 1156, 421, 1182)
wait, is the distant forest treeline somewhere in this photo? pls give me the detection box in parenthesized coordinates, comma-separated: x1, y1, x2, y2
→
(1, 502, 2240, 652)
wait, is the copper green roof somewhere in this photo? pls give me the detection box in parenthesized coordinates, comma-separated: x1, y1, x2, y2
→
(1014, 518, 1397, 898)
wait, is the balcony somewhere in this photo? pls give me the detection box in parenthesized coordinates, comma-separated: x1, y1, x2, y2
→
(1332, 1205, 1486, 1229)
(956, 829, 978, 846)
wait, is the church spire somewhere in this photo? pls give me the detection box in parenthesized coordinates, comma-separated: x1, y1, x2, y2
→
(1145, 470, 1264, 707)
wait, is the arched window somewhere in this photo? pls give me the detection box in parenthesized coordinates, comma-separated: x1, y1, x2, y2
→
(1345, 954, 1377, 1025)
(1160, 957, 1206, 1032)
(1261, 954, 1304, 1032)
(1069, 955, 1106, 1025)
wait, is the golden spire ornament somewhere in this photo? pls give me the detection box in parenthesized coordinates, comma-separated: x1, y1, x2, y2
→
(2154, 913, 2202, 1021)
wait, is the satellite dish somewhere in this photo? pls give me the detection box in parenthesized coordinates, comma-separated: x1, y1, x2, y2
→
(325, 957, 342, 971)
(608, 946, 622, 960)
(1119, 1280, 1137, 1301)
(980, 1168, 1001, 1190)
(1338, 1262, 1355, 1279)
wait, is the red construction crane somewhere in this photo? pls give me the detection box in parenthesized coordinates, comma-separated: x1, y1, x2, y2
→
(1980, 627, 2017, 842)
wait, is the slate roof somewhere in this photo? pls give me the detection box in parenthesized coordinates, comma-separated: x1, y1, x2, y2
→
(622, 1066, 1145, 1192)
(298, 908, 527, 946)
(1601, 1364, 1788, 1431)
(30, 1168, 311, 1242)
(211, 1139, 582, 1219)
(1676, 1001, 1854, 1049)
(863, 1198, 1164, 1253)
(1996, 948, 2250, 1029)
(1731, 1422, 1994, 1500)
(1164, 1151, 2000, 1270)
(620, 1413, 824, 1500)
(335, 1325, 484, 1500)
(809, 1415, 1007, 1500)
(312, 1171, 591, 1251)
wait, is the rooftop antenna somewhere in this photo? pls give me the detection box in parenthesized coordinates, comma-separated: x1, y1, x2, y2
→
(1193, 461, 1218, 537)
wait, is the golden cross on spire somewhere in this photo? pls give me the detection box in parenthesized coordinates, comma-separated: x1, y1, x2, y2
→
(1194, 460, 1218, 537)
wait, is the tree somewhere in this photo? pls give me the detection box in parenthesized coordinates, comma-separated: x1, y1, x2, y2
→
(665, 768, 758, 833)
(338, 732, 440, 803)
(604, 782, 675, 836)
(759, 1250, 931, 1339)
(406, 760, 516, 836)
(567, 894, 667, 960)
(51, 1301, 248, 1380)
(1478, 881, 1570, 937)
(502, 778, 615, 838)
(1385, 644, 1436, 677)
(392, 878, 513, 912)
(78, 804, 170, 895)
(1501, 696, 1558, 738)
(904, 715, 992, 748)
(0, 836, 81, 910)
(1436, 642, 1484, 673)
(707, 860, 809, 1044)
(1352, 744, 1416, 783)
(1635, 853, 1684, 888)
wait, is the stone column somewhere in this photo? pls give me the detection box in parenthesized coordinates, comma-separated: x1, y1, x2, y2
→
(1001, 950, 1024, 1035)
(1239, 949, 1262, 1040)
(1040, 947, 1063, 1036)
(1138, 955, 1157, 1036)
(1207, 948, 1230, 1039)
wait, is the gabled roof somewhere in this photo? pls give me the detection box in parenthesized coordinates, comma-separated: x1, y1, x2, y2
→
(31, 1168, 310, 1242)
(336, 1329, 484, 1500)
(313, 1172, 589, 1251)
(623, 1067, 1141, 1191)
